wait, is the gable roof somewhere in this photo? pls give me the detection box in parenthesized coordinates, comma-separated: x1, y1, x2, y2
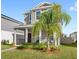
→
(32, 2, 52, 10)
(1, 14, 24, 25)
(70, 32, 77, 35)
(24, 2, 52, 15)
(39, 2, 51, 7)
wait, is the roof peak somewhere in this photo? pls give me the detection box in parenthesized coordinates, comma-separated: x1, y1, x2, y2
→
(25, 2, 52, 15)
(40, 2, 51, 4)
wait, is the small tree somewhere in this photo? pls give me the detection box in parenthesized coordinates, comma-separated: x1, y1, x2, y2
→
(32, 3, 71, 50)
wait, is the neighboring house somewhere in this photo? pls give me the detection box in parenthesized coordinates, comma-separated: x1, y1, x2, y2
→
(1, 14, 24, 44)
(60, 32, 77, 44)
(70, 32, 77, 42)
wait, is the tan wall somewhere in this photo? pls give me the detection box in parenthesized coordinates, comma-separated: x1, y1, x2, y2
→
(24, 15, 30, 24)
(31, 11, 39, 24)
(24, 10, 39, 25)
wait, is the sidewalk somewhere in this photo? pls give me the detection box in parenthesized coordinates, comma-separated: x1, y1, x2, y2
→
(1, 47, 16, 52)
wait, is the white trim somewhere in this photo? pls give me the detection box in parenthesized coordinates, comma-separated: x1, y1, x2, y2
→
(1, 30, 24, 35)
(35, 11, 36, 21)
(16, 33, 24, 35)
(35, 10, 41, 20)
(24, 28, 28, 43)
(14, 30, 16, 46)
(39, 30, 41, 43)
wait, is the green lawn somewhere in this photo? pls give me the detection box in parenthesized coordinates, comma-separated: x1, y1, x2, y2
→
(1, 44, 77, 59)
(1, 44, 13, 50)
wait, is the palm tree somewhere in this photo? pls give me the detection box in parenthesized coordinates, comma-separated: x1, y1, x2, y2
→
(32, 3, 71, 50)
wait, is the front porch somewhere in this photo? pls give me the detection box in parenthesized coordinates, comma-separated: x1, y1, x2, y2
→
(13, 25, 60, 46)
(13, 25, 42, 45)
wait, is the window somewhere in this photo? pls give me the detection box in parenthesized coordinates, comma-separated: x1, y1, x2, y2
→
(36, 11, 40, 20)
(29, 14, 31, 23)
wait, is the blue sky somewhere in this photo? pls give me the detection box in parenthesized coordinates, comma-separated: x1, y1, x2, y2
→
(1, 0, 77, 36)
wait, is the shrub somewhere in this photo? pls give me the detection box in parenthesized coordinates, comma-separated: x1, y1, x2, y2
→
(50, 45, 54, 49)
(17, 43, 58, 51)
(22, 43, 34, 49)
(22, 43, 47, 50)
(1, 40, 9, 45)
(38, 43, 47, 50)
(25, 45, 33, 49)
(22, 43, 33, 45)
(33, 44, 39, 49)
(17, 45, 25, 49)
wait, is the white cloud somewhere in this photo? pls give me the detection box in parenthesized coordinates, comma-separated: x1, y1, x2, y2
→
(69, 2, 77, 12)
(70, 6, 76, 11)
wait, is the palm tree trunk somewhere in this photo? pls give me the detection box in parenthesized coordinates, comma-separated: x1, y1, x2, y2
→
(54, 33, 58, 47)
(47, 40, 51, 51)
(58, 38, 60, 46)
(47, 40, 50, 49)
(55, 39, 58, 47)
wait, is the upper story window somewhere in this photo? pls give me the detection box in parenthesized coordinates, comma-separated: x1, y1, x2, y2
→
(36, 10, 40, 20)
(29, 14, 31, 23)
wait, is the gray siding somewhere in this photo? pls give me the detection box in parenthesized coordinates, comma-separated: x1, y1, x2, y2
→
(60, 37, 74, 44)
(1, 16, 24, 44)
(1, 17, 24, 33)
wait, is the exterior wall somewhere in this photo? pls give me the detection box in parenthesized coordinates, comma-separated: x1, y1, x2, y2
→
(70, 32, 77, 42)
(1, 17, 21, 32)
(60, 37, 75, 44)
(60, 32, 77, 44)
(31, 11, 37, 24)
(24, 14, 30, 24)
(1, 30, 24, 44)
(1, 17, 24, 44)
(41, 30, 47, 43)
(24, 9, 50, 25)
(41, 30, 55, 44)
(31, 30, 55, 44)
(24, 10, 39, 25)
(1, 30, 14, 44)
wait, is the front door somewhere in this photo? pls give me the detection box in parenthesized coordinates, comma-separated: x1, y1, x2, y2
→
(28, 33, 31, 43)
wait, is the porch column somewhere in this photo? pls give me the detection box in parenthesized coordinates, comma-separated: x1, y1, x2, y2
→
(39, 30, 42, 43)
(14, 29, 16, 46)
(58, 38, 60, 46)
(24, 28, 28, 43)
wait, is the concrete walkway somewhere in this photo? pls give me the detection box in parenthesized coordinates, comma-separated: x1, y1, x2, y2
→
(1, 47, 16, 52)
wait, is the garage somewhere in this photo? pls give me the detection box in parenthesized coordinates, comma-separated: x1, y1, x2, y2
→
(16, 34, 25, 45)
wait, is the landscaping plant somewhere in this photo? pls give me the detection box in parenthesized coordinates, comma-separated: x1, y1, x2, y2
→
(32, 3, 71, 51)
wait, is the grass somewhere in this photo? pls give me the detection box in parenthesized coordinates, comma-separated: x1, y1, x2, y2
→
(1, 44, 77, 59)
(1, 44, 13, 50)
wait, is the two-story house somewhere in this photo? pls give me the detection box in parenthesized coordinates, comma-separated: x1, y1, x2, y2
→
(13, 2, 60, 46)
